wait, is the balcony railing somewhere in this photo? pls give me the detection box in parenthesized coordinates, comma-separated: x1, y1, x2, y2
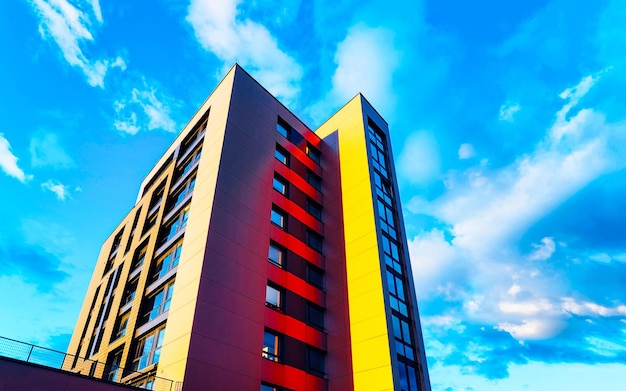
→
(0, 335, 180, 391)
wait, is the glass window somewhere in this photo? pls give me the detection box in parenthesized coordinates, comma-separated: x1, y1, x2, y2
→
(131, 327, 166, 371)
(271, 207, 286, 229)
(150, 242, 183, 283)
(262, 330, 280, 362)
(105, 349, 123, 381)
(261, 384, 278, 391)
(268, 243, 284, 267)
(131, 245, 147, 271)
(266, 284, 283, 309)
(275, 145, 289, 166)
(307, 303, 324, 329)
(306, 199, 322, 220)
(273, 175, 288, 195)
(170, 175, 196, 211)
(307, 348, 325, 376)
(307, 170, 322, 191)
(307, 265, 324, 289)
(306, 144, 321, 165)
(122, 278, 138, 306)
(161, 207, 190, 244)
(307, 230, 323, 253)
(112, 312, 130, 340)
(141, 282, 175, 324)
(276, 119, 290, 139)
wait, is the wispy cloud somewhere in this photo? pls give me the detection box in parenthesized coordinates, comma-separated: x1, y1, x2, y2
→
(398, 131, 441, 186)
(409, 71, 626, 377)
(499, 102, 521, 122)
(29, 133, 74, 169)
(113, 79, 178, 134)
(0, 133, 32, 183)
(29, 0, 125, 87)
(309, 24, 401, 122)
(458, 143, 477, 159)
(186, 0, 302, 106)
(41, 179, 71, 200)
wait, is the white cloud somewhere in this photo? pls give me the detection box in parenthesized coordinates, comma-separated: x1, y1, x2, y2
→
(499, 102, 521, 122)
(41, 179, 70, 200)
(186, 0, 302, 105)
(30, 0, 124, 87)
(562, 297, 626, 317)
(408, 71, 626, 343)
(331, 25, 401, 113)
(114, 81, 178, 134)
(496, 318, 566, 340)
(0, 133, 32, 183)
(398, 131, 441, 186)
(458, 143, 476, 159)
(528, 237, 556, 261)
(29, 133, 73, 169)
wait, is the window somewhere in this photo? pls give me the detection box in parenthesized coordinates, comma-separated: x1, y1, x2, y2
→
(306, 144, 321, 165)
(169, 175, 196, 211)
(122, 278, 138, 306)
(307, 170, 322, 191)
(271, 207, 286, 229)
(112, 312, 130, 340)
(273, 175, 288, 195)
(398, 361, 420, 391)
(105, 349, 123, 381)
(143, 212, 158, 234)
(274, 145, 289, 166)
(176, 149, 202, 180)
(266, 284, 283, 309)
(306, 199, 322, 220)
(131, 244, 148, 271)
(307, 265, 324, 289)
(307, 230, 323, 253)
(141, 282, 175, 324)
(161, 207, 190, 244)
(377, 199, 397, 240)
(307, 348, 325, 377)
(387, 270, 408, 316)
(268, 242, 285, 267)
(262, 330, 280, 362)
(392, 315, 415, 360)
(307, 303, 324, 329)
(261, 384, 278, 391)
(150, 242, 182, 283)
(276, 118, 291, 139)
(131, 327, 166, 371)
(382, 234, 402, 274)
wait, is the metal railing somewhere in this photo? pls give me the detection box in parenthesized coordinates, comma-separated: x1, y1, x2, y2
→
(0, 336, 179, 391)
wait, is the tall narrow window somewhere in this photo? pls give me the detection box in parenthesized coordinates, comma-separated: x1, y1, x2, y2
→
(141, 282, 175, 324)
(307, 347, 325, 377)
(150, 242, 183, 283)
(271, 207, 286, 229)
(307, 170, 322, 191)
(276, 118, 291, 139)
(306, 144, 321, 165)
(307, 303, 324, 329)
(161, 207, 190, 244)
(112, 312, 130, 340)
(268, 242, 285, 267)
(262, 330, 280, 362)
(105, 348, 123, 381)
(307, 198, 322, 220)
(307, 265, 324, 289)
(273, 175, 288, 195)
(275, 145, 289, 166)
(307, 230, 323, 253)
(266, 284, 283, 309)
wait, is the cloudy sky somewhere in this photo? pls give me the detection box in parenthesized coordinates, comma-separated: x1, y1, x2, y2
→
(1, 0, 626, 390)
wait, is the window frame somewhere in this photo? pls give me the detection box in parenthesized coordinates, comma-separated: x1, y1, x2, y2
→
(268, 242, 285, 267)
(274, 145, 289, 166)
(273, 175, 288, 196)
(271, 207, 287, 229)
(262, 330, 281, 362)
(131, 327, 166, 371)
(306, 144, 321, 165)
(307, 170, 322, 191)
(265, 283, 284, 310)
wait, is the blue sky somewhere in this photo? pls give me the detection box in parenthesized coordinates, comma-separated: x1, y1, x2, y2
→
(1, 0, 625, 389)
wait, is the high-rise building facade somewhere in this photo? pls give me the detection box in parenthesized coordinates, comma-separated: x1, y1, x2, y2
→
(65, 65, 431, 391)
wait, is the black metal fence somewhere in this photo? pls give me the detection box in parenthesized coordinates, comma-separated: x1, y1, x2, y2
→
(0, 336, 178, 391)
